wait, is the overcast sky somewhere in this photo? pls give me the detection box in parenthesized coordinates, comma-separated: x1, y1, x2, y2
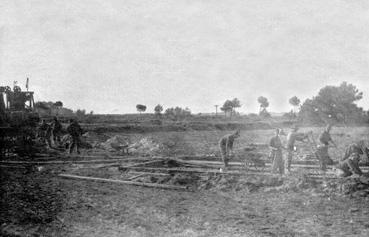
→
(1, 0, 369, 114)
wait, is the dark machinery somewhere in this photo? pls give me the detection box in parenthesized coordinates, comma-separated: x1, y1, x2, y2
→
(0, 83, 40, 158)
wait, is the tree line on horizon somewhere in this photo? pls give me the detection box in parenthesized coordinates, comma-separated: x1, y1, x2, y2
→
(134, 81, 368, 124)
(34, 81, 368, 125)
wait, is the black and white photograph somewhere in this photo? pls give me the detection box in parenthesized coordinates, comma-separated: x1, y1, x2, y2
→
(1, 0, 369, 236)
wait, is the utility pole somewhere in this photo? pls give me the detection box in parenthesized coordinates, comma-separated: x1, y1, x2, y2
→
(26, 77, 29, 91)
(215, 105, 218, 116)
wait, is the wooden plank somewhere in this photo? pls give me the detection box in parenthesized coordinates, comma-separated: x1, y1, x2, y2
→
(128, 171, 170, 176)
(180, 159, 369, 170)
(127, 173, 147, 180)
(97, 159, 164, 169)
(0, 165, 26, 169)
(119, 166, 269, 176)
(0, 157, 161, 166)
(119, 166, 346, 180)
(58, 173, 189, 190)
(124, 160, 164, 168)
(0, 159, 122, 165)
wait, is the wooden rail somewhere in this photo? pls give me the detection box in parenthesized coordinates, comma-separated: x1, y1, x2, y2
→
(58, 173, 189, 190)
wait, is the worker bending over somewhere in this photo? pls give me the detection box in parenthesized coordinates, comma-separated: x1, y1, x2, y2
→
(219, 130, 241, 172)
(316, 124, 336, 170)
(336, 141, 368, 177)
(285, 125, 309, 173)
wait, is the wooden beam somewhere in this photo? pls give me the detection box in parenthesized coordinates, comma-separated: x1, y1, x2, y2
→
(127, 173, 147, 180)
(119, 166, 269, 176)
(124, 160, 164, 168)
(0, 157, 162, 166)
(0, 159, 123, 165)
(118, 166, 343, 180)
(179, 159, 369, 171)
(128, 171, 170, 176)
(0, 165, 26, 169)
(58, 174, 189, 190)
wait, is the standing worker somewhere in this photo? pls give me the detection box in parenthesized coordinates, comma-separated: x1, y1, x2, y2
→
(37, 120, 48, 141)
(316, 124, 336, 170)
(67, 119, 83, 154)
(37, 120, 52, 147)
(285, 125, 308, 173)
(51, 116, 62, 145)
(45, 122, 53, 148)
(269, 128, 285, 175)
(219, 130, 241, 172)
(336, 140, 368, 177)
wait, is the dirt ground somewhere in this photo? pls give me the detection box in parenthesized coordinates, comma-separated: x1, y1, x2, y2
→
(2, 168, 369, 237)
(1, 126, 369, 236)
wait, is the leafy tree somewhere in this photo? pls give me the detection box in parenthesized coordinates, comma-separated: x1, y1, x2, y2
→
(289, 96, 300, 112)
(231, 98, 241, 110)
(165, 106, 191, 120)
(287, 96, 301, 119)
(75, 109, 86, 118)
(257, 96, 269, 111)
(220, 100, 234, 117)
(35, 101, 50, 111)
(53, 101, 63, 107)
(257, 96, 269, 117)
(35, 101, 74, 117)
(299, 82, 365, 124)
(136, 104, 147, 114)
(52, 101, 63, 116)
(220, 98, 242, 117)
(154, 104, 163, 115)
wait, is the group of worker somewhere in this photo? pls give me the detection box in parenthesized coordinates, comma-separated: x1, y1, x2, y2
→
(37, 117, 83, 154)
(219, 124, 368, 177)
(37, 117, 62, 148)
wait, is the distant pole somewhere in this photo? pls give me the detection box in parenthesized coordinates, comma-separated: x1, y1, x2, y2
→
(26, 77, 29, 91)
(215, 105, 218, 116)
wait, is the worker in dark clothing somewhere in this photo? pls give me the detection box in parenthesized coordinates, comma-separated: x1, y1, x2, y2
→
(316, 124, 336, 170)
(319, 124, 336, 147)
(45, 124, 53, 148)
(336, 141, 368, 177)
(66, 119, 83, 154)
(269, 128, 285, 175)
(37, 120, 52, 147)
(51, 116, 62, 144)
(219, 130, 241, 172)
(37, 120, 48, 139)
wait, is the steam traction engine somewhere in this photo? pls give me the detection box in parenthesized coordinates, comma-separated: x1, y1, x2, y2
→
(0, 84, 40, 158)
